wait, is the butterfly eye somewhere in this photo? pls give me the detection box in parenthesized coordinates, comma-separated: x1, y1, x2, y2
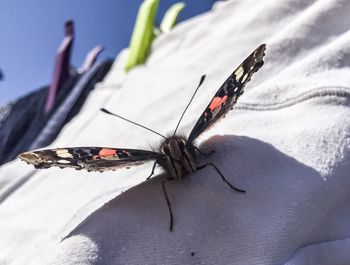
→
(162, 146, 170, 156)
(178, 139, 186, 150)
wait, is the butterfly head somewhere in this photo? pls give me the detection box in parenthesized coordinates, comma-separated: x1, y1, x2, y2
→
(158, 136, 196, 180)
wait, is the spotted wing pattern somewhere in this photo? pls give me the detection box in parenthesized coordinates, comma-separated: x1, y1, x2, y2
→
(18, 147, 161, 172)
(188, 44, 266, 143)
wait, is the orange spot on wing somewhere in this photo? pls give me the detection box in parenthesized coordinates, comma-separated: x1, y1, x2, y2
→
(99, 149, 117, 157)
(209, 96, 228, 111)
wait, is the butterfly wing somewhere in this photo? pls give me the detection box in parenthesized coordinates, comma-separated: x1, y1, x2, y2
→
(18, 147, 162, 172)
(188, 44, 266, 143)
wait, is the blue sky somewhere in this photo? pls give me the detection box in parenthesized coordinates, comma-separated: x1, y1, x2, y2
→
(0, 0, 214, 106)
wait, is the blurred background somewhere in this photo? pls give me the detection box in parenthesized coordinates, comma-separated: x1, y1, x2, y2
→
(0, 0, 215, 106)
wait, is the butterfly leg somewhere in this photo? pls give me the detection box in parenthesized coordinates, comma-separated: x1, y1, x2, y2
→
(194, 146, 215, 157)
(161, 180, 174, 231)
(147, 161, 157, 180)
(197, 163, 245, 193)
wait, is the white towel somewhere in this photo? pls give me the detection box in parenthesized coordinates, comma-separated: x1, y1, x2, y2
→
(0, 0, 350, 264)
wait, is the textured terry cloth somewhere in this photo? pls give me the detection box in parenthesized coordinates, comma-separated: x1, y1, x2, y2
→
(0, 61, 112, 166)
(1, 0, 350, 264)
(0, 76, 79, 165)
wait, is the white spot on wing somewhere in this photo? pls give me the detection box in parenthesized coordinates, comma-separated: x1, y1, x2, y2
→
(56, 149, 73, 158)
(57, 159, 71, 164)
(242, 73, 248, 82)
(234, 66, 244, 81)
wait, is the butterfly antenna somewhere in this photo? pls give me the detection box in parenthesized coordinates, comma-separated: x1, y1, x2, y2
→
(173, 75, 206, 136)
(101, 108, 168, 140)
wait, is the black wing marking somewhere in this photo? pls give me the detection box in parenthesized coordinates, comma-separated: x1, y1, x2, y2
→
(18, 147, 162, 172)
(188, 44, 266, 143)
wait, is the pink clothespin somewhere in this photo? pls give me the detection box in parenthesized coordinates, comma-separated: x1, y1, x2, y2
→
(44, 20, 74, 114)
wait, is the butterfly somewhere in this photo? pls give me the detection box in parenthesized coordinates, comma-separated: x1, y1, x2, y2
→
(18, 44, 266, 231)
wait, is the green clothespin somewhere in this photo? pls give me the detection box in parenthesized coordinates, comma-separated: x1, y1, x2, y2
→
(160, 2, 185, 33)
(125, 0, 185, 72)
(125, 0, 159, 71)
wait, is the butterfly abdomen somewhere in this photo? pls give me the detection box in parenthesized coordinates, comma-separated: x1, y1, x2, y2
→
(158, 136, 197, 180)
